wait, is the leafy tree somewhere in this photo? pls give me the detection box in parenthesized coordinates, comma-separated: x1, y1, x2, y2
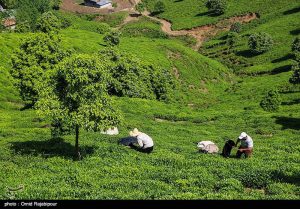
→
(205, 0, 227, 16)
(36, 11, 61, 33)
(36, 54, 123, 160)
(135, 2, 145, 14)
(153, 1, 166, 14)
(10, 33, 69, 105)
(103, 31, 120, 46)
(98, 48, 177, 102)
(230, 22, 242, 33)
(248, 32, 274, 54)
(260, 89, 281, 112)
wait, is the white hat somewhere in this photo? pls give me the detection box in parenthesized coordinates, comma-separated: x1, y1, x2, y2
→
(239, 132, 247, 139)
(129, 128, 141, 137)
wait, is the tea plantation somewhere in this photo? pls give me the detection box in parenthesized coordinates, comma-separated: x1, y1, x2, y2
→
(0, 0, 299, 200)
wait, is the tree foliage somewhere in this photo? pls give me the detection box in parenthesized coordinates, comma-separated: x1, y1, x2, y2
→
(153, 1, 166, 14)
(205, 0, 227, 15)
(135, 2, 145, 14)
(230, 22, 242, 33)
(0, 0, 17, 9)
(36, 11, 61, 33)
(36, 54, 123, 160)
(260, 89, 281, 112)
(98, 48, 177, 102)
(248, 32, 274, 54)
(103, 31, 120, 46)
(10, 33, 69, 105)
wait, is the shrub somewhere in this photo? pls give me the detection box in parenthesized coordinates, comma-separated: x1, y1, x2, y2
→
(153, 1, 166, 14)
(50, 0, 61, 10)
(248, 32, 274, 54)
(289, 61, 300, 84)
(135, 2, 146, 14)
(266, 183, 298, 195)
(215, 178, 244, 193)
(292, 37, 300, 53)
(15, 21, 31, 33)
(260, 89, 282, 112)
(95, 23, 111, 34)
(226, 32, 240, 49)
(36, 11, 61, 33)
(205, 0, 227, 15)
(230, 22, 242, 33)
(103, 31, 120, 46)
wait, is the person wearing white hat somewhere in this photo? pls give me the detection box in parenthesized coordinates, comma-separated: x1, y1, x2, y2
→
(235, 132, 253, 158)
(129, 128, 154, 153)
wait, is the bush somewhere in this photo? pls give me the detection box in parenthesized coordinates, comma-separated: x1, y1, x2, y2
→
(153, 1, 166, 14)
(98, 48, 176, 102)
(230, 22, 242, 33)
(266, 183, 298, 195)
(15, 21, 31, 33)
(289, 61, 300, 84)
(36, 11, 61, 33)
(248, 32, 274, 54)
(95, 23, 111, 34)
(135, 2, 146, 14)
(260, 89, 282, 112)
(50, 0, 61, 10)
(215, 178, 244, 193)
(103, 31, 120, 46)
(292, 37, 300, 53)
(205, 0, 227, 15)
(226, 32, 240, 49)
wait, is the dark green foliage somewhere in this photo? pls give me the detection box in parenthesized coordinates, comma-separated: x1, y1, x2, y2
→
(50, 0, 62, 10)
(266, 183, 298, 195)
(226, 32, 240, 49)
(0, 0, 16, 9)
(103, 31, 120, 46)
(205, 0, 227, 15)
(10, 33, 69, 105)
(260, 89, 282, 112)
(36, 11, 61, 33)
(16, 0, 51, 31)
(98, 48, 176, 102)
(230, 22, 242, 33)
(135, 2, 146, 14)
(153, 1, 166, 14)
(248, 32, 274, 54)
(36, 54, 123, 159)
(291, 37, 300, 53)
(289, 61, 300, 84)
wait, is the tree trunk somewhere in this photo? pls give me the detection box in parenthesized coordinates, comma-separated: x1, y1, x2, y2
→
(75, 125, 81, 161)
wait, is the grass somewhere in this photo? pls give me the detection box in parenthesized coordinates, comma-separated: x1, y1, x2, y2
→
(143, 0, 300, 30)
(0, 6, 299, 200)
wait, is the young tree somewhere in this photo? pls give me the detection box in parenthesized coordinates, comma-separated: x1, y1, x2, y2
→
(36, 54, 123, 160)
(289, 60, 300, 84)
(226, 32, 240, 52)
(292, 37, 300, 53)
(103, 31, 120, 46)
(205, 0, 227, 16)
(230, 22, 242, 33)
(153, 1, 166, 14)
(36, 11, 61, 33)
(260, 89, 281, 112)
(248, 32, 274, 54)
(10, 33, 69, 105)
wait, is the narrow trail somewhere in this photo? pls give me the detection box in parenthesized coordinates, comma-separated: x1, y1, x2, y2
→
(123, 10, 257, 50)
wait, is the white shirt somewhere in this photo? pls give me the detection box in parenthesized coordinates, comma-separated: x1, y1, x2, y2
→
(241, 135, 253, 148)
(137, 133, 154, 148)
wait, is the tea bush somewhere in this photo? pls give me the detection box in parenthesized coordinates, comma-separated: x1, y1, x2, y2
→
(260, 89, 282, 112)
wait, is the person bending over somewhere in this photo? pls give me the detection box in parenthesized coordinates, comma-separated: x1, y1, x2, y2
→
(235, 132, 253, 158)
(129, 128, 154, 154)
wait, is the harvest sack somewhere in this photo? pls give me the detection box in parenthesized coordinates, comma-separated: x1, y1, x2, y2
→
(101, 127, 119, 135)
(118, 137, 138, 146)
(222, 140, 235, 158)
(197, 141, 219, 154)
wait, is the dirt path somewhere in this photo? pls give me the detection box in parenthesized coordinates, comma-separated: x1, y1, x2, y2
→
(142, 11, 257, 49)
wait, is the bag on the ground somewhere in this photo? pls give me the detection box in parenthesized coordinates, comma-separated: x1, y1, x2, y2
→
(118, 136, 137, 146)
(221, 139, 235, 158)
(197, 141, 219, 154)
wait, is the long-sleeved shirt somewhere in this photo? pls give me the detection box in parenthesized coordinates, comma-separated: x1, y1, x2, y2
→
(137, 133, 154, 148)
(238, 135, 253, 148)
